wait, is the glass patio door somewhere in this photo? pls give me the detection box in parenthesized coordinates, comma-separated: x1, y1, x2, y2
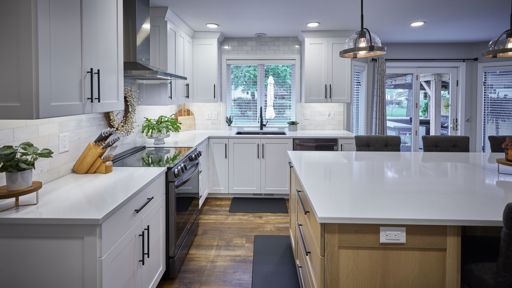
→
(386, 67, 459, 151)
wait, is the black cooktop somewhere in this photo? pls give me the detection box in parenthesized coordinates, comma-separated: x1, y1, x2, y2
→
(113, 146, 193, 168)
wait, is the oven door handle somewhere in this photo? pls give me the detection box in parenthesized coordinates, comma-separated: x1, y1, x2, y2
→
(175, 165, 200, 189)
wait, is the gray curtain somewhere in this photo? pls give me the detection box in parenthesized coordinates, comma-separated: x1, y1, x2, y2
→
(369, 58, 387, 135)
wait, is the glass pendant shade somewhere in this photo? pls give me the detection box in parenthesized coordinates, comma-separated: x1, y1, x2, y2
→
(340, 0, 386, 59)
(486, 0, 512, 58)
(341, 28, 386, 58)
(485, 30, 512, 58)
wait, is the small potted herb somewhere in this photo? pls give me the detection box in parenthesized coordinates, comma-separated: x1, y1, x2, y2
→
(287, 120, 299, 132)
(0, 142, 53, 190)
(225, 116, 233, 129)
(142, 115, 182, 145)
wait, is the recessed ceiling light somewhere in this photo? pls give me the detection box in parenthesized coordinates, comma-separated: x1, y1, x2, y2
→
(306, 22, 320, 28)
(410, 21, 425, 28)
(206, 23, 219, 29)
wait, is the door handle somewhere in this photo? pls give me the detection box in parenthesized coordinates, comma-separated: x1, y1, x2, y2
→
(134, 197, 154, 213)
(139, 230, 145, 265)
(86, 68, 94, 103)
(329, 84, 332, 99)
(94, 69, 101, 103)
(213, 84, 216, 99)
(297, 223, 311, 256)
(297, 190, 310, 215)
(224, 143, 228, 159)
(324, 84, 327, 99)
(185, 83, 190, 99)
(262, 144, 264, 159)
(257, 143, 260, 159)
(144, 225, 150, 259)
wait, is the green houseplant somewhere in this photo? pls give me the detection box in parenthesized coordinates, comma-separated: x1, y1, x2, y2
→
(0, 142, 53, 190)
(287, 120, 299, 132)
(142, 115, 181, 145)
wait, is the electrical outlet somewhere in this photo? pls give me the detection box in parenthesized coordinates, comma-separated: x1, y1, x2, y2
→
(58, 133, 70, 153)
(380, 227, 406, 244)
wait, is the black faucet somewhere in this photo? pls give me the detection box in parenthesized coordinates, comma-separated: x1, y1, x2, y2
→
(259, 106, 268, 130)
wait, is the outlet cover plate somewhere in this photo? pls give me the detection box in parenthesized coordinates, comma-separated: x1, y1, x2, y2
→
(380, 227, 406, 244)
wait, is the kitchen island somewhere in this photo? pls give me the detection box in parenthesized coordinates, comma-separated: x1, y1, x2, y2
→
(288, 151, 512, 288)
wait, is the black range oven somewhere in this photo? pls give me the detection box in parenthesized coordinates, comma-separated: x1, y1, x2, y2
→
(113, 146, 202, 278)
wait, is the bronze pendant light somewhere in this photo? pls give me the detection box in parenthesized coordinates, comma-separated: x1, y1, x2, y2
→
(340, 0, 386, 59)
(485, 0, 512, 58)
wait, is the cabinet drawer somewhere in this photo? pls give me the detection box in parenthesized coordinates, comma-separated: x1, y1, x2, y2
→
(101, 175, 165, 256)
(297, 222, 324, 288)
(297, 227, 317, 288)
(296, 189, 324, 255)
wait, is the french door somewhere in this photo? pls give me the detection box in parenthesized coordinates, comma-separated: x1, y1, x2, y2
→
(385, 67, 459, 151)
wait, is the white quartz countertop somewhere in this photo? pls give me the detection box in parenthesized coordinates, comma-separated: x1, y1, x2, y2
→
(146, 129, 354, 148)
(288, 151, 512, 226)
(0, 167, 166, 225)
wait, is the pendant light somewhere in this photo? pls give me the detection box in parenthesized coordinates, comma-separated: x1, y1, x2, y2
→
(485, 0, 512, 58)
(340, 0, 386, 59)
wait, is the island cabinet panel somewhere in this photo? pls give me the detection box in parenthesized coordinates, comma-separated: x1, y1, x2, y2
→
(289, 167, 461, 288)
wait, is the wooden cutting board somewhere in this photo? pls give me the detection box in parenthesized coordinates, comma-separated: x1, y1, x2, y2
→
(175, 105, 195, 131)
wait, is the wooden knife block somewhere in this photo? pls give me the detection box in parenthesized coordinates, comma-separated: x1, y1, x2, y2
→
(72, 143, 112, 174)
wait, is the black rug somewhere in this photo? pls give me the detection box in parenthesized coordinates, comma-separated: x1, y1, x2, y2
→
(229, 197, 288, 213)
(252, 235, 299, 288)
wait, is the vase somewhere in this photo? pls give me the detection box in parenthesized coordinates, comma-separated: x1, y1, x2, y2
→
(5, 169, 33, 190)
(288, 125, 298, 132)
(149, 133, 170, 145)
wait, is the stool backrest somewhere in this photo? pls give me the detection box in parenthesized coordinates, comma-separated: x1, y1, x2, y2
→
(422, 136, 470, 152)
(355, 136, 401, 152)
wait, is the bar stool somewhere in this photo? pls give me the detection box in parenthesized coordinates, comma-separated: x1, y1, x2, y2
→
(422, 136, 470, 152)
(354, 136, 401, 152)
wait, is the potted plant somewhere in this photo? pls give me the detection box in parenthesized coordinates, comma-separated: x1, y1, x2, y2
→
(0, 142, 53, 190)
(225, 116, 233, 130)
(287, 120, 299, 132)
(142, 115, 181, 145)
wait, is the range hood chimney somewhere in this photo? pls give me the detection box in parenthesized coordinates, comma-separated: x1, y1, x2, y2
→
(123, 0, 186, 80)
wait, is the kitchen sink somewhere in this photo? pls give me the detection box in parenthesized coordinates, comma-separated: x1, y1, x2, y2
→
(235, 131, 287, 135)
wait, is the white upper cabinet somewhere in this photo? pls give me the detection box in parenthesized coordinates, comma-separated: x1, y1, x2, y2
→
(190, 33, 222, 103)
(175, 31, 193, 102)
(0, 0, 123, 119)
(303, 36, 351, 103)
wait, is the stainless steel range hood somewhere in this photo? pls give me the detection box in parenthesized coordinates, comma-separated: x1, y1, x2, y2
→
(123, 0, 186, 81)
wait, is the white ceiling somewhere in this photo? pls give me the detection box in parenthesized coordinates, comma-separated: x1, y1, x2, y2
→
(150, 0, 509, 43)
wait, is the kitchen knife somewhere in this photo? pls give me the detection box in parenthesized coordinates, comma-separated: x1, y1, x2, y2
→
(102, 136, 120, 150)
(94, 128, 116, 144)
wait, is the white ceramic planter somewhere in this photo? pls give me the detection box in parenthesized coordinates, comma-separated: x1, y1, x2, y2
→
(6, 169, 33, 190)
(148, 133, 170, 145)
(288, 125, 298, 132)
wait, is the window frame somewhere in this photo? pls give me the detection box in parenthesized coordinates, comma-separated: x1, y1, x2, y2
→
(222, 55, 301, 127)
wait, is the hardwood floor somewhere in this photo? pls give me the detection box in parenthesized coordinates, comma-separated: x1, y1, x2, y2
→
(158, 198, 289, 288)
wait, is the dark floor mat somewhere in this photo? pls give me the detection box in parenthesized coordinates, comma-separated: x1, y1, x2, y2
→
(252, 235, 299, 288)
(229, 197, 288, 213)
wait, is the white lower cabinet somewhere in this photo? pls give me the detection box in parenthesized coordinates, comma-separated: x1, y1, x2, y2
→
(0, 174, 166, 288)
(198, 140, 209, 206)
(228, 138, 292, 195)
(261, 139, 293, 194)
(208, 138, 229, 194)
(229, 138, 261, 194)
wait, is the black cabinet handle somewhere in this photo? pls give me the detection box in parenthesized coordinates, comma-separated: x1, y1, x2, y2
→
(257, 143, 259, 159)
(169, 81, 173, 100)
(213, 84, 216, 99)
(324, 84, 327, 99)
(297, 190, 310, 215)
(134, 197, 154, 214)
(144, 225, 150, 259)
(262, 144, 265, 159)
(297, 264, 305, 288)
(139, 231, 145, 265)
(297, 223, 311, 256)
(329, 84, 332, 99)
(225, 143, 227, 159)
(86, 68, 94, 103)
(94, 69, 101, 103)
(185, 83, 190, 99)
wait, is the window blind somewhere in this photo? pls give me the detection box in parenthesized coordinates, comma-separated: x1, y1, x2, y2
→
(482, 67, 512, 152)
(351, 65, 366, 135)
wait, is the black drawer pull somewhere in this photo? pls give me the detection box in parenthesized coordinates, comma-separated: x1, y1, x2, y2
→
(297, 223, 311, 256)
(94, 69, 101, 102)
(134, 197, 154, 213)
(144, 225, 150, 259)
(296, 190, 310, 215)
(297, 264, 305, 288)
(86, 68, 94, 103)
(139, 230, 145, 265)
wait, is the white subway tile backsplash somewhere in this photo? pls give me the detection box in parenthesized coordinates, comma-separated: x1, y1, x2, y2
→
(14, 125, 39, 141)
